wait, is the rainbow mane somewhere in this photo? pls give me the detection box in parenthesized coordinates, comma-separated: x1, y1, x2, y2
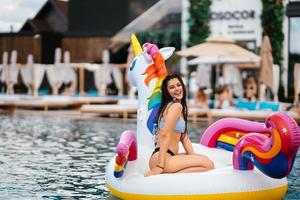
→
(142, 44, 167, 134)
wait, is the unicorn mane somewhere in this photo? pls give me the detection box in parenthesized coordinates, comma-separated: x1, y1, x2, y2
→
(142, 43, 167, 134)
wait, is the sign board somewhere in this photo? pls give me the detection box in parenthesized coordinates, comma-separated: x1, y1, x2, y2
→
(210, 0, 262, 47)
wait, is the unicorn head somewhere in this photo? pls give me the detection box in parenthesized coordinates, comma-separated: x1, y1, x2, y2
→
(128, 34, 175, 148)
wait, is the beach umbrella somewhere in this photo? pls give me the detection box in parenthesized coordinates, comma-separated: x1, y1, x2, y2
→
(63, 51, 76, 84)
(55, 47, 62, 64)
(177, 36, 260, 62)
(62, 51, 77, 95)
(188, 55, 260, 68)
(21, 54, 35, 95)
(6, 50, 19, 94)
(20, 54, 46, 96)
(46, 47, 64, 95)
(259, 35, 273, 100)
(178, 36, 260, 95)
(178, 36, 259, 96)
(1, 51, 8, 82)
(94, 50, 112, 96)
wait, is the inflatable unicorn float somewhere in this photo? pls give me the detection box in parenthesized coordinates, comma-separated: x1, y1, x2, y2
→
(105, 35, 300, 200)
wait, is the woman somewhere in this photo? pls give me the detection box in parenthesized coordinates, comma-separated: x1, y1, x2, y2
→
(145, 74, 214, 177)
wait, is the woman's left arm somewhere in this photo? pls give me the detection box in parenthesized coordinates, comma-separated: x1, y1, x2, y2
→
(181, 134, 195, 155)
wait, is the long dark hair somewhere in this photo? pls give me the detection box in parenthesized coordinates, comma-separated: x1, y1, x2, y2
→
(156, 74, 188, 133)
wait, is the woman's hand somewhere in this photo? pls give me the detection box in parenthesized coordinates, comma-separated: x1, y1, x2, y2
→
(144, 166, 164, 177)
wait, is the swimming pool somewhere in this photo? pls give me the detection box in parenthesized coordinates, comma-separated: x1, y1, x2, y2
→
(0, 113, 299, 199)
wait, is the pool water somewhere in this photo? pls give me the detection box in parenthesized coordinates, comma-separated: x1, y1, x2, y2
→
(0, 113, 299, 199)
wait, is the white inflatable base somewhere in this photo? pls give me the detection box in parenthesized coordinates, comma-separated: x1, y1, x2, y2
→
(106, 143, 287, 200)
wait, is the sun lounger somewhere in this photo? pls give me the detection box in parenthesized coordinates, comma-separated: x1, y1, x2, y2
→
(0, 95, 120, 111)
(257, 101, 280, 111)
(210, 108, 300, 122)
(235, 100, 280, 111)
(236, 100, 257, 110)
(71, 96, 118, 105)
(15, 96, 77, 111)
(80, 99, 137, 119)
(80, 104, 137, 119)
(188, 107, 211, 122)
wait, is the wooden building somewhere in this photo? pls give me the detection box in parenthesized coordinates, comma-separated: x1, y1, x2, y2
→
(0, 0, 161, 93)
(0, 0, 159, 64)
(0, 32, 41, 63)
(0, 0, 67, 64)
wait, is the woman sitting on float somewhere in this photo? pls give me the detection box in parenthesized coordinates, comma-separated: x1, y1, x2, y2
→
(145, 74, 214, 176)
(105, 34, 300, 200)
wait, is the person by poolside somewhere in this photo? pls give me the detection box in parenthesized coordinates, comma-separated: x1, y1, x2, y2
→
(216, 84, 235, 109)
(245, 76, 257, 102)
(144, 74, 214, 177)
(193, 87, 213, 124)
(194, 87, 210, 110)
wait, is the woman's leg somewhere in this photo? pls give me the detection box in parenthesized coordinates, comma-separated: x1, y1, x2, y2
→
(163, 154, 214, 173)
(176, 166, 209, 173)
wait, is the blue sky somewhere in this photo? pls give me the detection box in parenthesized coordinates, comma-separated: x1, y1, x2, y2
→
(0, 0, 47, 32)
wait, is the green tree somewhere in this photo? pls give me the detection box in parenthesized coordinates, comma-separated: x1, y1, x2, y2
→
(188, 0, 212, 46)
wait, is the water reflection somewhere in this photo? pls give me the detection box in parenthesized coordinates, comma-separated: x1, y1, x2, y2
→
(0, 114, 135, 199)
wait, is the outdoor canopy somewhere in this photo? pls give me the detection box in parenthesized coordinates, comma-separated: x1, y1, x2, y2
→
(177, 36, 261, 68)
(259, 35, 274, 90)
(188, 55, 260, 66)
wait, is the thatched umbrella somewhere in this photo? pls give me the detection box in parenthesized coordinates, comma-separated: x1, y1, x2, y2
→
(259, 35, 274, 101)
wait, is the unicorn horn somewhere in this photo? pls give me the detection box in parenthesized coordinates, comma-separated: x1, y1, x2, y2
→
(131, 34, 142, 56)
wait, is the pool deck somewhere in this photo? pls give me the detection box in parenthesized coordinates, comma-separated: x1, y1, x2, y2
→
(0, 95, 118, 111)
(1, 95, 299, 123)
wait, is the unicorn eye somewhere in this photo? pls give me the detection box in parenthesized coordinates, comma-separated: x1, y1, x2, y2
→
(130, 59, 137, 71)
